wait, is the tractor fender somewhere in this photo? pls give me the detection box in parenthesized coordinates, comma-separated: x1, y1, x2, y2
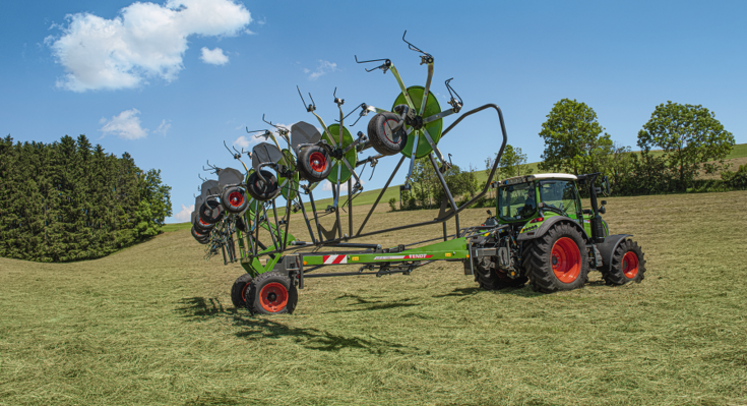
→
(596, 234, 632, 272)
(516, 216, 589, 242)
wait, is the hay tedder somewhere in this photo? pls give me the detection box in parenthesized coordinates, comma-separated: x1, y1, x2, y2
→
(190, 32, 645, 315)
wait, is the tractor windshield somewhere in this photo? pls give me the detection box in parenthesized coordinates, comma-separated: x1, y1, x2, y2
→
(538, 180, 580, 218)
(498, 182, 536, 221)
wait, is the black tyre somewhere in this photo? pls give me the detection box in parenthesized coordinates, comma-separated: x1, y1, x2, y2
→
(367, 112, 407, 156)
(199, 198, 224, 224)
(522, 222, 589, 293)
(297, 145, 332, 183)
(602, 239, 646, 286)
(193, 216, 214, 233)
(221, 186, 249, 213)
(245, 271, 298, 315)
(473, 256, 528, 290)
(246, 170, 279, 201)
(231, 273, 253, 310)
(191, 226, 210, 244)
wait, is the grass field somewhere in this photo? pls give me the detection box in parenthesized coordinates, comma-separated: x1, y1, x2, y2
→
(2, 190, 747, 405)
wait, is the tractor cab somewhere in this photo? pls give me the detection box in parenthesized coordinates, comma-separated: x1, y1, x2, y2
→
(497, 173, 582, 223)
(495, 173, 610, 240)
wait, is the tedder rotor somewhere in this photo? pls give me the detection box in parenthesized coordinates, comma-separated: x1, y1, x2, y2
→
(189, 32, 646, 315)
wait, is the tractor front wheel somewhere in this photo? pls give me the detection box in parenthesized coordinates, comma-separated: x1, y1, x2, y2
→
(602, 239, 646, 285)
(523, 223, 589, 293)
(245, 271, 298, 315)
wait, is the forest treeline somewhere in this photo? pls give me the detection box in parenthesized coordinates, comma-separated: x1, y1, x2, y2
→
(0, 135, 172, 262)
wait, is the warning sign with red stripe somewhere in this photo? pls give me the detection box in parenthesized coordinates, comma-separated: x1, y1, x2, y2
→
(323, 255, 348, 264)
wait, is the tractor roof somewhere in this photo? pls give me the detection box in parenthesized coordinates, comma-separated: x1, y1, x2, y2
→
(500, 173, 577, 186)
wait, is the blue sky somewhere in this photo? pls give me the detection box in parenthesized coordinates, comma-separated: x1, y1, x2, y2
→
(2, 0, 746, 223)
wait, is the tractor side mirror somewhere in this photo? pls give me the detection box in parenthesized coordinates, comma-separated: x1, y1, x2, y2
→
(486, 209, 492, 217)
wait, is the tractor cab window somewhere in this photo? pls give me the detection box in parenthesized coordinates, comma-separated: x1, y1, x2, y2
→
(538, 180, 580, 218)
(498, 182, 536, 221)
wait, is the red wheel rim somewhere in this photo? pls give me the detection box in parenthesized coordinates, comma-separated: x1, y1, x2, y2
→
(199, 218, 210, 226)
(383, 119, 400, 142)
(240, 282, 251, 305)
(259, 282, 288, 312)
(309, 151, 327, 173)
(622, 251, 639, 279)
(551, 237, 581, 283)
(228, 191, 244, 207)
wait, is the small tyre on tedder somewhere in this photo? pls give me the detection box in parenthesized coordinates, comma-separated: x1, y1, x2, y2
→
(231, 273, 254, 310)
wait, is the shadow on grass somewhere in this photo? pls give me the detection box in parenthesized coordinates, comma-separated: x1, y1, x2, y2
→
(176, 297, 236, 318)
(233, 317, 413, 354)
(433, 286, 544, 299)
(176, 296, 416, 354)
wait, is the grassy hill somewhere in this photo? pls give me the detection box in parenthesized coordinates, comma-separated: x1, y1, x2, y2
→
(2, 191, 747, 405)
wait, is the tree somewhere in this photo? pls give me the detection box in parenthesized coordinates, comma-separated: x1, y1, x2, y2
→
(485, 144, 533, 179)
(538, 99, 613, 175)
(637, 101, 735, 191)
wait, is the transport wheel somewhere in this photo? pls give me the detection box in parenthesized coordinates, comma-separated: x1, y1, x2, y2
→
(473, 256, 528, 290)
(199, 199, 224, 225)
(231, 273, 253, 310)
(522, 223, 589, 293)
(193, 216, 214, 233)
(191, 226, 210, 244)
(297, 145, 332, 183)
(221, 186, 249, 214)
(245, 271, 298, 315)
(602, 239, 646, 285)
(246, 170, 279, 201)
(367, 112, 407, 156)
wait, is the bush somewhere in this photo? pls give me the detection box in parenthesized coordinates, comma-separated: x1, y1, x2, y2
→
(388, 198, 397, 212)
(722, 164, 747, 190)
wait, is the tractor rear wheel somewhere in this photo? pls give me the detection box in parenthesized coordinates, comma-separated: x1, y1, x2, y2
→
(473, 256, 527, 290)
(231, 273, 253, 310)
(245, 271, 298, 315)
(602, 239, 646, 285)
(523, 223, 589, 293)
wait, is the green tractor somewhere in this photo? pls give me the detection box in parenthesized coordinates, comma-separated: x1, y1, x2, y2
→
(471, 172, 645, 292)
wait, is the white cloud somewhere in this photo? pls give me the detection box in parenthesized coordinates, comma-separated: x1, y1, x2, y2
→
(306, 60, 337, 80)
(99, 108, 148, 140)
(173, 204, 194, 222)
(322, 179, 364, 193)
(155, 119, 171, 135)
(47, 0, 251, 92)
(233, 135, 260, 149)
(200, 47, 229, 65)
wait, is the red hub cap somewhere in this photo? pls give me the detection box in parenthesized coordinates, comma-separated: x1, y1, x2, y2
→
(551, 237, 581, 283)
(309, 151, 327, 173)
(228, 191, 244, 207)
(259, 282, 288, 312)
(622, 251, 639, 279)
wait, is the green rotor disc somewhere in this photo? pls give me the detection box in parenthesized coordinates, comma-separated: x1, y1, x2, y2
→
(323, 123, 357, 184)
(392, 85, 443, 159)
